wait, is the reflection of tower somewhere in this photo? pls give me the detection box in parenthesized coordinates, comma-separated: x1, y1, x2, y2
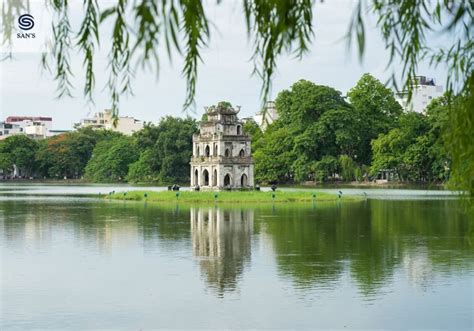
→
(191, 207, 254, 296)
(403, 248, 434, 291)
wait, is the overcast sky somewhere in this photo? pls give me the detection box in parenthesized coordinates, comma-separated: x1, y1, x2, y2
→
(0, 0, 447, 130)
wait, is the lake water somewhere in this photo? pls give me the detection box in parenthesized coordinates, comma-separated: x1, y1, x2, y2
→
(1, 184, 473, 329)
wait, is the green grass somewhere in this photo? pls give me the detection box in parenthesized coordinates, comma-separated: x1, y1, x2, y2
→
(104, 190, 362, 204)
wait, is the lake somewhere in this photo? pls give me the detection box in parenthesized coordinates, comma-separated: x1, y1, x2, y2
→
(1, 184, 473, 329)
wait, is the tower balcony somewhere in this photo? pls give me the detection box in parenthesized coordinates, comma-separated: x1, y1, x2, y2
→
(191, 156, 253, 164)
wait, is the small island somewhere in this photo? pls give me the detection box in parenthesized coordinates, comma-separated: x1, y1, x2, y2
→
(105, 190, 361, 204)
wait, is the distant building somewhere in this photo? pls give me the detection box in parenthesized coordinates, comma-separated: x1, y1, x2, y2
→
(190, 103, 254, 189)
(254, 101, 279, 130)
(396, 76, 443, 113)
(3, 116, 68, 139)
(75, 109, 143, 135)
(0, 121, 23, 140)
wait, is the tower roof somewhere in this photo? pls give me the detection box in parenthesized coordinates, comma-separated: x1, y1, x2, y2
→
(205, 102, 240, 115)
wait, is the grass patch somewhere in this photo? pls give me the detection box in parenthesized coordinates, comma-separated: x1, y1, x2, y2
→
(104, 190, 362, 204)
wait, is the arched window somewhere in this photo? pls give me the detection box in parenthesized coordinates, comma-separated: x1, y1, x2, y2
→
(224, 174, 231, 186)
(194, 169, 199, 185)
(225, 148, 231, 157)
(205, 145, 210, 157)
(239, 149, 245, 157)
(213, 143, 218, 156)
(236, 125, 241, 135)
(213, 169, 217, 186)
(241, 173, 248, 187)
(203, 169, 209, 186)
(196, 146, 200, 156)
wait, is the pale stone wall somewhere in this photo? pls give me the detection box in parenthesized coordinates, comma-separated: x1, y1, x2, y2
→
(190, 105, 254, 189)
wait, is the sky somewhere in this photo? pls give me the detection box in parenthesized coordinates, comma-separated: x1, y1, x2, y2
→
(0, 0, 448, 130)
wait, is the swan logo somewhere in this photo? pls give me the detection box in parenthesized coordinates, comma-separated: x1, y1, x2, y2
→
(18, 14, 34, 30)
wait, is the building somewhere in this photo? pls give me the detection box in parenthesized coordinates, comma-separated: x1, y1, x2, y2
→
(396, 76, 443, 113)
(190, 102, 254, 189)
(6, 116, 53, 131)
(5, 116, 53, 139)
(2, 116, 68, 139)
(254, 101, 279, 130)
(0, 121, 23, 140)
(75, 109, 143, 135)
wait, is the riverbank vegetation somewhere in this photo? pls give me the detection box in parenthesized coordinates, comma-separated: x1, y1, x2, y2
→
(0, 75, 453, 188)
(106, 190, 360, 204)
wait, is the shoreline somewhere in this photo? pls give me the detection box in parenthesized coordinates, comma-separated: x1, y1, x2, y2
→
(104, 190, 364, 204)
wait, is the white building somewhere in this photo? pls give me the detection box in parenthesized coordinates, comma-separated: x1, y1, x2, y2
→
(396, 76, 443, 113)
(6, 116, 53, 131)
(75, 109, 143, 135)
(0, 121, 23, 140)
(190, 103, 255, 190)
(2, 116, 68, 139)
(254, 101, 279, 130)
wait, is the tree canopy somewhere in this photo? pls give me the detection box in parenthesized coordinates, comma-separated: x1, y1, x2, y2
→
(1, 1, 472, 192)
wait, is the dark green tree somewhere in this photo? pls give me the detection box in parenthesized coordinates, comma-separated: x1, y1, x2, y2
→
(2, 1, 471, 192)
(128, 117, 198, 183)
(36, 128, 120, 178)
(0, 135, 38, 177)
(84, 136, 139, 182)
(347, 73, 402, 164)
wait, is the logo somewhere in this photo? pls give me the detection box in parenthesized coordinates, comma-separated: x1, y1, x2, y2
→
(18, 14, 34, 31)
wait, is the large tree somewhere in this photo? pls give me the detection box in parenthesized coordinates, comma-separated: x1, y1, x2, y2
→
(347, 73, 402, 164)
(370, 108, 448, 182)
(36, 128, 120, 178)
(255, 80, 361, 183)
(84, 135, 139, 182)
(127, 116, 198, 183)
(0, 135, 38, 177)
(2, 1, 472, 192)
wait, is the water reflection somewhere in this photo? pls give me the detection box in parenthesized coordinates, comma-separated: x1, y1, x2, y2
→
(191, 207, 253, 297)
(1, 196, 473, 329)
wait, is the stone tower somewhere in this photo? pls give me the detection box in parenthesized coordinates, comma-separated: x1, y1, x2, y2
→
(190, 102, 254, 189)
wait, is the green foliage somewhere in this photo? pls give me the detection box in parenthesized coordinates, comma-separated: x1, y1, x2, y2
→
(253, 127, 296, 183)
(3, 1, 472, 191)
(275, 80, 347, 129)
(339, 155, 357, 182)
(347, 73, 402, 164)
(256, 80, 360, 183)
(127, 150, 155, 183)
(0, 152, 14, 174)
(371, 109, 448, 182)
(0, 135, 38, 176)
(127, 116, 198, 184)
(243, 119, 263, 151)
(36, 128, 120, 178)
(85, 136, 139, 182)
(312, 156, 339, 182)
(445, 77, 474, 193)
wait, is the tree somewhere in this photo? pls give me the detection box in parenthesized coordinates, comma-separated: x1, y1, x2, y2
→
(0, 135, 38, 177)
(2, 1, 472, 192)
(370, 112, 441, 182)
(36, 128, 120, 178)
(339, 155, 357, 182)
(0, 153, 13, 175)
(275, 80, 348, 130)
(347, 73, 402, 164)
(253, 127, 296, 183)
(255, 80, 362, 183)
(127, 117, 198, 183)
(312, 156, 339, 182)
(84, 136, 139, 182)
